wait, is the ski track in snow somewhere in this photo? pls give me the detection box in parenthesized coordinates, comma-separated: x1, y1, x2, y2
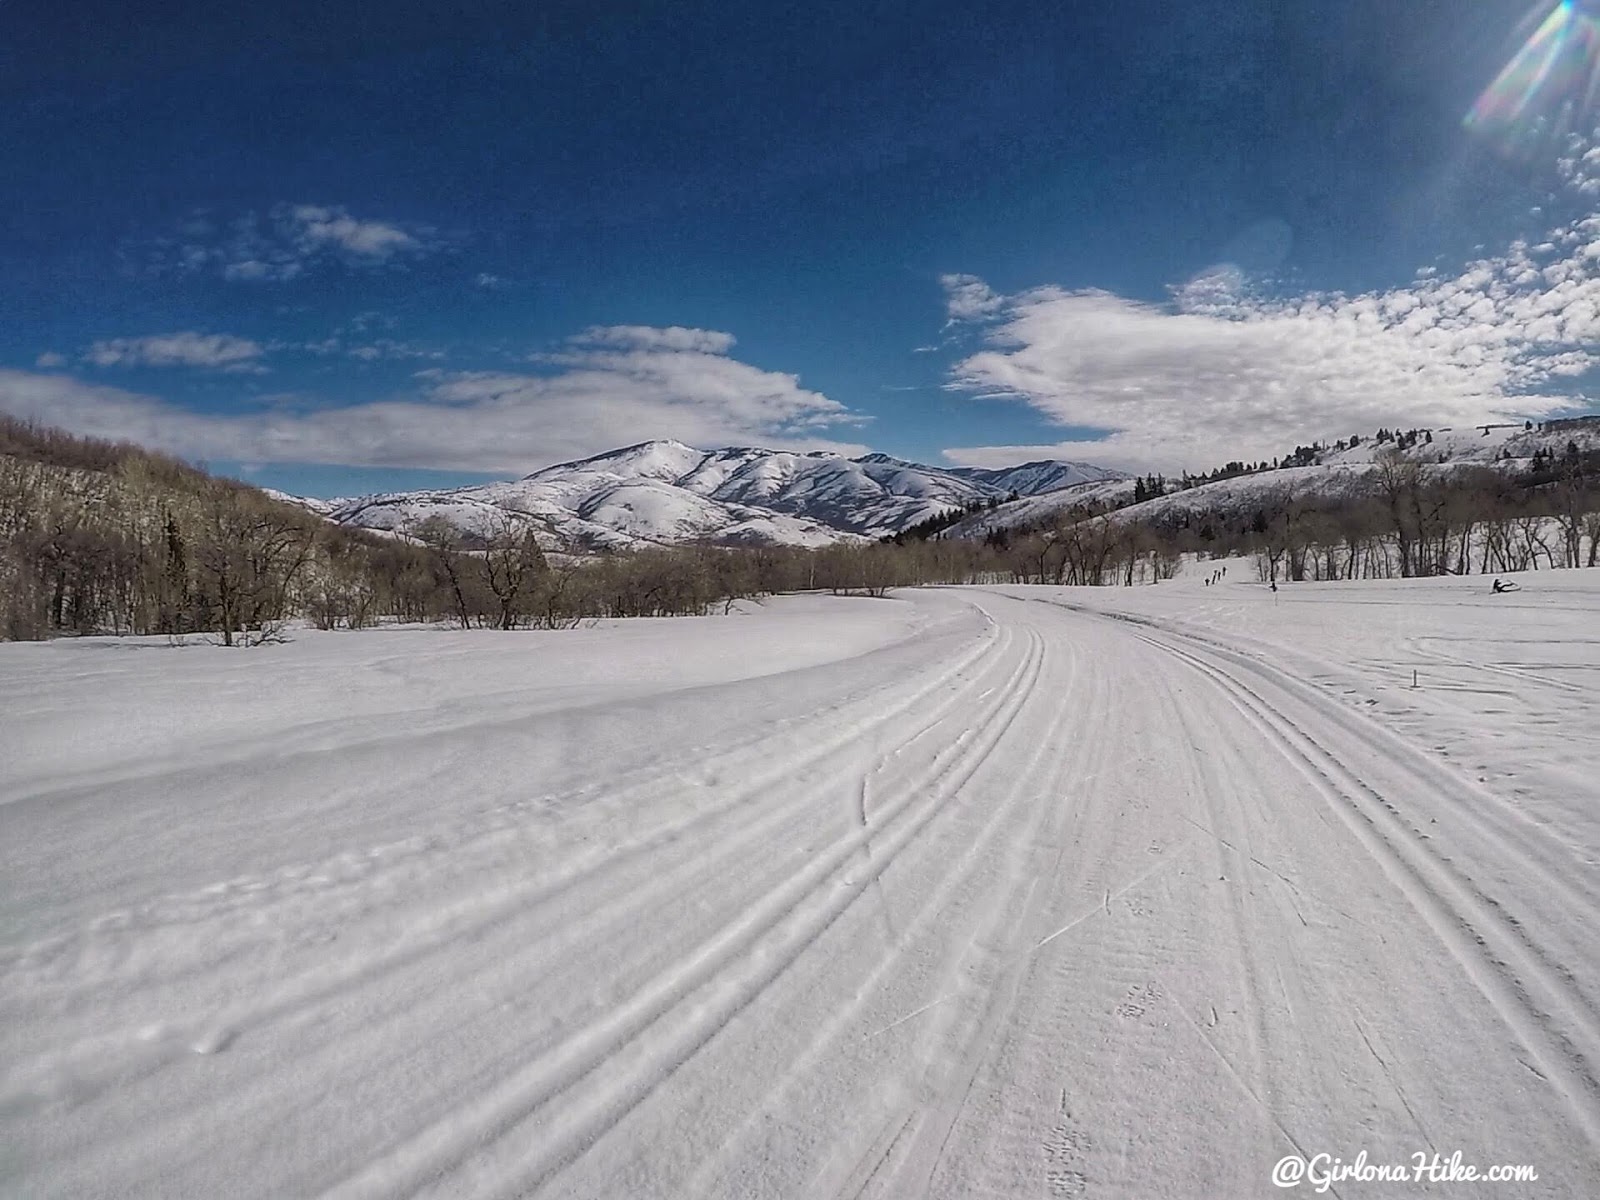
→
(3, 577, 1600, 1197)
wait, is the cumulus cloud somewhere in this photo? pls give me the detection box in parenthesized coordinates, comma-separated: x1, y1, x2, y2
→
(0, 326, 867, 474)
(84, 332, 267, 372)
(136, 205, 441, 282)
(941, 208, 1600, 472)
(1558, 140, 1600, 196)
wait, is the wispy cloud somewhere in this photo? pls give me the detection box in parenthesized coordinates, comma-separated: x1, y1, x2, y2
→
(0, 326, 868, 474)
(288, 205, 416, 259)
(34, 352, 66, 369)
(297, 312, 442, 362)
(346, 340, 444, 362)
(84, 332, 267, 372)
(303, 335, 443, 362)
(562, 325, 739, 355)
(940, 273, 1004, 325)
(135, 205, 443, 282)
(941, 200, 1600, 472)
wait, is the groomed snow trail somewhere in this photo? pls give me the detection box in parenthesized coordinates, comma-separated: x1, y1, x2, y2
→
(4, 583, 1599, 1197)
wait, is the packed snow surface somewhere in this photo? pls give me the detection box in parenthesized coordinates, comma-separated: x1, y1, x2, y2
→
(4, 572, 1600, 1197)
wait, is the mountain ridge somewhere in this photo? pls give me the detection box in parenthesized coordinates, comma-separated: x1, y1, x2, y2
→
(296, 441, 1125, 549)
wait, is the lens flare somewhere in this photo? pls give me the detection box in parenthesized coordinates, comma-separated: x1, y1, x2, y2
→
(1467, 1, 1600, 155)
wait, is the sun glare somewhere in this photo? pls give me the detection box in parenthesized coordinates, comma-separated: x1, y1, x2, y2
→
(1467, 0, 1600, 154)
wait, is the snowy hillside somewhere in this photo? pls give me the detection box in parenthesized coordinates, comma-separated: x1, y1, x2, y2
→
(1319, 420, 1599, 467)
(949, 417, 1600, 539)
(6, 576, 1598, 1195)
(303, 441, 1125, 550)
(259, 488, 338, 518)
(1110, 464, 1374, 529)
(945, 457, 1124, 496)
(328, 477, 851, 552)
(947, 476, 1142, 539)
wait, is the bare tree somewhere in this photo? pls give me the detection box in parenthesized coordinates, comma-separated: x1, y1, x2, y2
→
(481, 511, 548, 629)
(193, 486, 314, 645)
(1373, 450, 1422, 577)
(411, 515, 478, 628)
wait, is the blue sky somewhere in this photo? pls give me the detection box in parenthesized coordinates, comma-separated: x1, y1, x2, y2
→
(3, 0, 1598, 495)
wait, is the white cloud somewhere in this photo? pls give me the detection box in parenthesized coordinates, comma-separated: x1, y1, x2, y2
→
(289, 205, 416, 258)
(941, 273, 1005, 324)
(564, 325, 739, 355)
(0, 327, 867, 474)
(84, 332, 267, 372)
(941, 210, 1600, 472)
(346, 339, 443, 362)
(223, 259, 299, 283)
(0, 371, 222, 453)
(138, 205, 441, 282)
(294, 315, 440, 363)
(34, 352, 66, 369)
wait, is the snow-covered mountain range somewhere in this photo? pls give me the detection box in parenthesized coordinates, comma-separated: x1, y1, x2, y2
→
(277, 418, 1598, 551)
(290, 441, 1124, 549)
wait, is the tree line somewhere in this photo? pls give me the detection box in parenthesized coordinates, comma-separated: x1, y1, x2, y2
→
(3, 416, 1598, 643)
(1136, 444, 1600, 583)
(1, 419, 410, 643)
(0, 418, 992, 640)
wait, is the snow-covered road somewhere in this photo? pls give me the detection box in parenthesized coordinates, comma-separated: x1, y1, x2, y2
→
(4, 578, 1599, 1197)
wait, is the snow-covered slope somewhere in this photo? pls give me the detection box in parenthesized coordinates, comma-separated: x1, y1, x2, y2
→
(945, 457, 1124, 496)
(1320, 420, 1599, 467)
(260, 489, 339, 519)
(311, 441, 1125, 550)
(949, 417, 1600, 539)
(329, 478, 851, 552)
(1086, 464, 1381, 532)
(948, 477, 1142, 539)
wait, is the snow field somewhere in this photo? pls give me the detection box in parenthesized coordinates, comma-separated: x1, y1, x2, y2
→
(3, 577, 1599, 1197)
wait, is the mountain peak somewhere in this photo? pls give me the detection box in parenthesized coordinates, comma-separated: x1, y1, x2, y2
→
(525, 439, 707, 480)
